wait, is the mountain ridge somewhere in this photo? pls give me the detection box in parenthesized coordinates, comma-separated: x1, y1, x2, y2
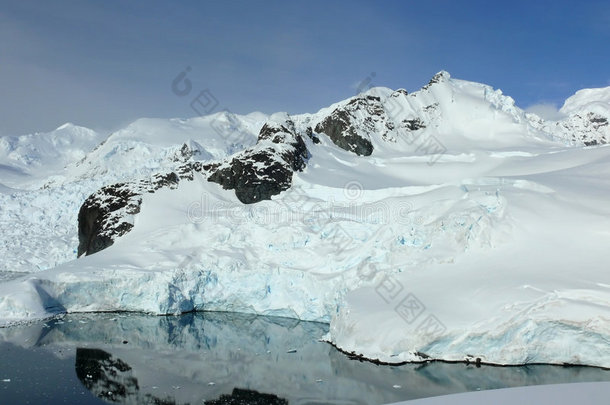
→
(2, 72, 610, 369)
(72, 71, 610, 255)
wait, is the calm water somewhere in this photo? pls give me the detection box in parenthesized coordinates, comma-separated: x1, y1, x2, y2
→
(1, 312, 610, 405)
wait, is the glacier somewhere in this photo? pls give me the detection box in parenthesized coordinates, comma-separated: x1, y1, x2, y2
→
(2, 312, 608, 404)
(1, 72, 610, 369)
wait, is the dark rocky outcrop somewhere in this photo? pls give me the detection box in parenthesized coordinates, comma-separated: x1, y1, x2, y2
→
(392, 88, 409, 97)
(74, 70, 610, 260)
(77, 172, 181, 257)
(560, 111, 609, 146)
(314, 95, 383, 156)
(403, 117, 426, 131)
(77, 117, 310, 255)
(77, 183, 141, 257)
(422, 70, 450, 90)
(208, 120, 309, 203)
(76, 76, 448, 256)
(305, 126, 321, 143)
(76, 86, 434, 256)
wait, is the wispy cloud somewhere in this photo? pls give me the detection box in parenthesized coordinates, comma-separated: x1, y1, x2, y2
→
(525, 103, 566, 121)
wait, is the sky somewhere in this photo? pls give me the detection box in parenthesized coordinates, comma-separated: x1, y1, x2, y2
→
(0, 0, 609, 135)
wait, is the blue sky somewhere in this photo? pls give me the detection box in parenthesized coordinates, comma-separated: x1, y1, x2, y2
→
(1, 0, 609, 135)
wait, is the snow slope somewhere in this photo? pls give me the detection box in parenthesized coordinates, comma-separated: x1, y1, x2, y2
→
(0, 123, 103, 189)
(1, 72, 609, 368)
(560, 86, 610, 117)
(330, 146, 610, 368)
(534, 85, 610, 146)
(63, 113, 263, 185)
(0, 114, 264, 273)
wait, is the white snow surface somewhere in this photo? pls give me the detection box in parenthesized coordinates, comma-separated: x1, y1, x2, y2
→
(0, 115, 263, 273)
(560, 86, 610, 116)
(0, 123, 103, 189)
(1, 73, 610, 368)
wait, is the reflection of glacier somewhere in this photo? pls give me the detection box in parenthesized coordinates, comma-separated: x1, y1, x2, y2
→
(2, 312, 610, 404)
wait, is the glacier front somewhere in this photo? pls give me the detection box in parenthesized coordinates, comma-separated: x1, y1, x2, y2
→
(1, 72, 610, 368)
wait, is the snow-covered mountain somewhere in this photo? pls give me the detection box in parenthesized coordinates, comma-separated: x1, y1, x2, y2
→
(0, 123, 103, 189)
(1, 72, 610, 369)
(63, 113, 265, 185)
(530, 86, 610, 146)
(0, 114, 264, 273)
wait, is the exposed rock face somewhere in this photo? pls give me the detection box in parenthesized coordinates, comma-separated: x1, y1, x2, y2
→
(75, 71, 608, 257)
(552, 111, 609, 146)
(528, 85, 610, 146)
(77, 172, 180, 256)
(403, 117, 426, 131)
(173, 140, 212, 162)
(77, 117, 309, 255)
(77, 183, 140, 257)
(314, 88, 434, 149)
(75, 87, 434, 256)
(208, 120, 309, 203)
(422, 70, 451, 90)
(314, 95, 379, 156)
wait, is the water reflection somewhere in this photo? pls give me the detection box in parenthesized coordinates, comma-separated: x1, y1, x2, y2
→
(75, 347, 290, 405)
(75, 348, 148, 404)
(1, 311, 610, 404)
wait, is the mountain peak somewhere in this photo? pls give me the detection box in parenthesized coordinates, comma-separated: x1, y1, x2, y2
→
(560, 85, 610, 117)
(429, 70, 451, 84)
(56, 122, 76, 130)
